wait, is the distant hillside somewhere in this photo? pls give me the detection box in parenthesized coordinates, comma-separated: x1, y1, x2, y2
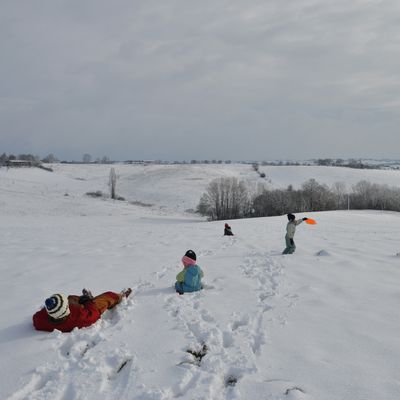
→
(49, 163, 400, 214)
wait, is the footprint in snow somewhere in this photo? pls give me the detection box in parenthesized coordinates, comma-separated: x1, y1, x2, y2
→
(230, 314, 250, 331)
(222, 331, 234, 348)
(200, 309, 215, 323)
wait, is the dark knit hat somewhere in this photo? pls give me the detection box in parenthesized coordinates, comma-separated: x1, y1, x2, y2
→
(287, 213, 295, 221)
(45, 294, 70, 320)
(184, 250, 196, 261)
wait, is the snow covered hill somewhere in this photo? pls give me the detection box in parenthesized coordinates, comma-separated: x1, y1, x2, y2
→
(1, 164, 400, 400)
(51, 163, 400, 214)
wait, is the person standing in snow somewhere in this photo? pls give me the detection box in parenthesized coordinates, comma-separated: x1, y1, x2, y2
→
(282, 213, 308, 254)
(175, 250, 204, 294)
(33, 288, 132, 332)
(224, 223, 234, 236)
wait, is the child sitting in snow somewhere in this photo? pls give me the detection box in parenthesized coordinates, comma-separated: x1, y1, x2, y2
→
(175, 250, 204, 295)
(224, 223, 234, 236)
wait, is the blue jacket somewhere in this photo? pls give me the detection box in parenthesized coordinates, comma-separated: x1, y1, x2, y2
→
(175, 264, 203, 293)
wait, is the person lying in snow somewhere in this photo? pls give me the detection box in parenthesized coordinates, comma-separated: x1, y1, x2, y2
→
(282, 213, 308, 255)
(175, 250, 204, 295)
(33, 288, 132, 332)
(224, 223, 234, 236)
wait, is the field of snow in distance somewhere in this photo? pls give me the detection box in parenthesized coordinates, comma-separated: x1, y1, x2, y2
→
(52, 162, 400, 214)
(1, 163, 400, 400)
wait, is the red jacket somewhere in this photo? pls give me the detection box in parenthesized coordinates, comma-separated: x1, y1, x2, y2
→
(33, 301, 101, 332)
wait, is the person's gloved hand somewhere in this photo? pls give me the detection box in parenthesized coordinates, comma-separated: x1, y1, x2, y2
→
(78, 296, 92, 304)
(79, 288, 94, 304)
(302, 217, 308, 221)
(82, 288, 93, 298)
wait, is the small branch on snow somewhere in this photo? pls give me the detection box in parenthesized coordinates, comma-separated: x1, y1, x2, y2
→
(285, 386, 306, 395)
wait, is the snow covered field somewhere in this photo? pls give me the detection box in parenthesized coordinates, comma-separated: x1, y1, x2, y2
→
(1, 164, 400, 400)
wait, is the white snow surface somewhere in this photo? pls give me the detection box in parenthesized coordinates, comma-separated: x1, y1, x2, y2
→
(1, 164, 400, 400)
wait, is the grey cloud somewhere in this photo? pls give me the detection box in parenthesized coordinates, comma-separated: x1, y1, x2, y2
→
(1, 0, 400, 160)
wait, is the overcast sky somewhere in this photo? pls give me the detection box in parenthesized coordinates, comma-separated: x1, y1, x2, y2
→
(1, 0, 400, 161)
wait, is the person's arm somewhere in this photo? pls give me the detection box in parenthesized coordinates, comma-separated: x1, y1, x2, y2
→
(75, 303, 101, 328)
(176, 269, 186, 282)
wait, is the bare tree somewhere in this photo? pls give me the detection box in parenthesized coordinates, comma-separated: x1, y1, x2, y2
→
(197, 177, 250, 220)
(0, 153, 8, 165)
(109, 168, 117, 199)
(331, 182, 347, 209)
(42, 153, 58, 163)
(300, 179, 334, 211)
(83, 153, 92, 163)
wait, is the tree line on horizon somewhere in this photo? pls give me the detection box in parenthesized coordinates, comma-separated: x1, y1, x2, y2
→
(0, 152, 237, 165)
(2, 152, 397, 169)
(0, 153, 113, 165)
(197, 177, 400, 220)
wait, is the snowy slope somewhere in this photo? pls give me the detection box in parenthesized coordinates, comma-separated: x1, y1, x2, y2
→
(258, 165, 400, 190)
(51, 163, 400, 214)
(50, 163, 260, 215)
(1, 165, 400, 400)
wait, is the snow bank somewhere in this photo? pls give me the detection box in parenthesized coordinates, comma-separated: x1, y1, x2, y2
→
(1, 164, 400, 399)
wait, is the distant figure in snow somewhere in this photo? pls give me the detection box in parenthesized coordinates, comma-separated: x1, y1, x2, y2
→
(175, 250, 204, 295)
(282, 213, 308, 255)
(224, 223, 234, 236)
(33, 288, 132, 332)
